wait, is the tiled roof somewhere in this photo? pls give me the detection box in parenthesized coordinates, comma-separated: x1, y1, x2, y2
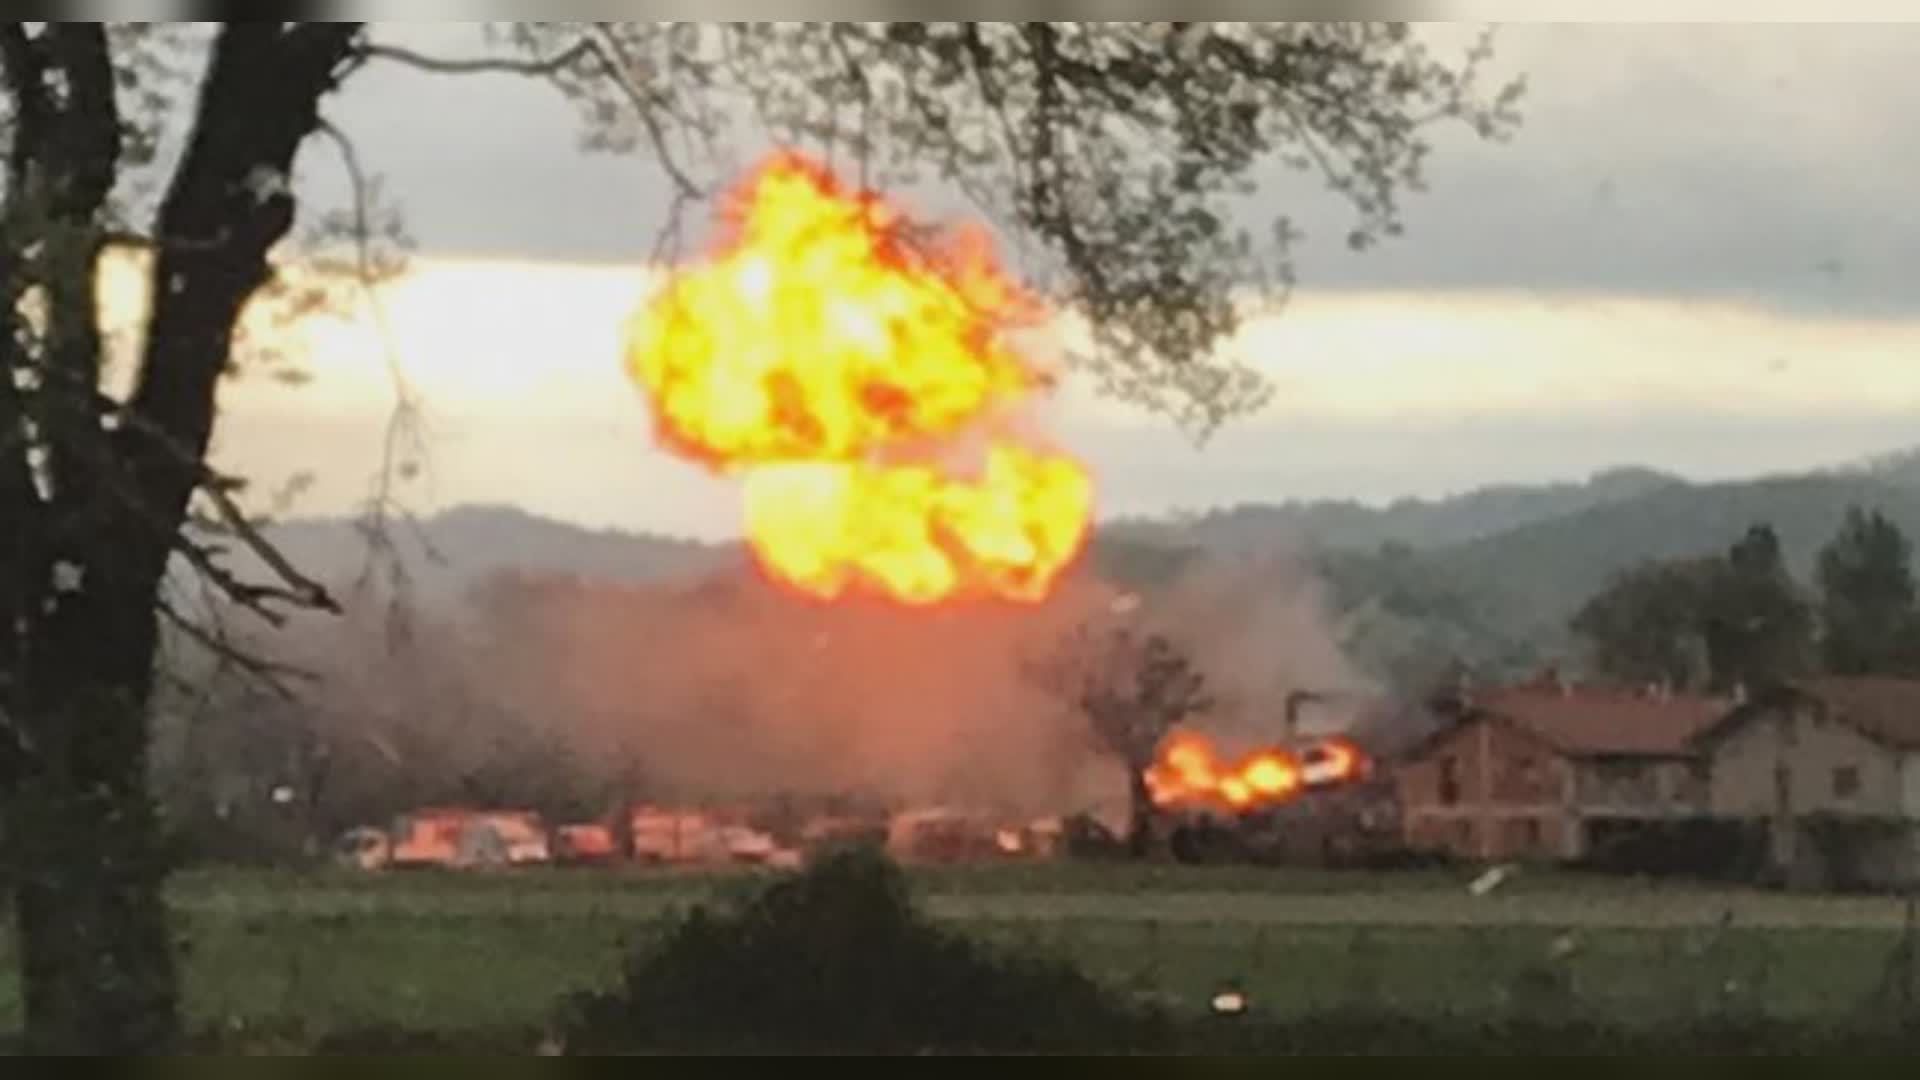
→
(1468, 684, 1727, 758)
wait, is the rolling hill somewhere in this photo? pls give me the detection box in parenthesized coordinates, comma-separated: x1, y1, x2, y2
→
(244, 444, 1920, 689)
(254, 504, 741, 608)
(1105, 464, 1687, 554)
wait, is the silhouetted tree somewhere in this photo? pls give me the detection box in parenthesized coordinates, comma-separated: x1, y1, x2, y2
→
(1029, 618, 1212, 856)
(1571, 524, 1818, 693)
(1816, 506, 1920, 675)
(1570, 557, 1717, 690)
(1700, 524, 1815, 692)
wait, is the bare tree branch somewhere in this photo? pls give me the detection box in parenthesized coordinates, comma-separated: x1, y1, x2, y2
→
(582, 24, 707, 201)
(311, 115, 432, 606)
(156, 595, 313, 699)
(313, 118, 413, 402)
(168, 526, 342, 628)
(27, 351, 342, 620)
(196, 476, 339, 615)
(354, 38, 594, 79)
(825, 25, 874, 190)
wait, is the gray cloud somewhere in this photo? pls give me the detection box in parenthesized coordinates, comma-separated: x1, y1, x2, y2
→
(1070, 412, 1920, 519)
(1270, 25, 1920, 316)
(305, 23, 1920, 318)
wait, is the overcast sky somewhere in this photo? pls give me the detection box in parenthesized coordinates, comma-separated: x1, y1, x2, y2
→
(203, 22, 1920, 538)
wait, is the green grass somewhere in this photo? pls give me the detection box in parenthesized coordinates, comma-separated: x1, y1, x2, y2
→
(4, 861, 1919, 1049)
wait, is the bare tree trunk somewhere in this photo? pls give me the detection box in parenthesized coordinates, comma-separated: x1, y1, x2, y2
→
(0, 22, 361, 1053)
(1126, 762, 1155, 858)
(11, 692, 177, 1052)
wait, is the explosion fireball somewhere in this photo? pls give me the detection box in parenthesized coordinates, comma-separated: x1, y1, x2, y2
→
(625, 151, 1093, 604)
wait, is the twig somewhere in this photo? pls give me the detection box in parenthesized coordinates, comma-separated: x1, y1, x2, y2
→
(826, 25, 874, 191)
(962, 23, 1030, 207)
(313, 114, 433, 598)
(170, 534, 314, 627)
(353, 38, 594, 79)
(718, 26, 781, 169)
(32, 360, 341, 617)
(583, 24, 707, 201)
(313, 117, 411, 403)
(157, 595, 314, 700)
(196, 479, 340, 615)
(649, 187, 696, 268)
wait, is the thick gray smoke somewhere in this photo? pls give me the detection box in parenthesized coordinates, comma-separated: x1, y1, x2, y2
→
(201, 543, 1375, 830)
(1143, 550, 1375, 747)
(453, 569, 1118, 817)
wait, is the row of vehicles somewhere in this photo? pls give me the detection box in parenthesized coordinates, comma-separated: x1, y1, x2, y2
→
(334, 806, 802, 871)
(334, 804, 1066, 871)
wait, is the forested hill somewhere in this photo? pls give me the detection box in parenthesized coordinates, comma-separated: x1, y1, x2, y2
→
(251, 446, 1920, 690)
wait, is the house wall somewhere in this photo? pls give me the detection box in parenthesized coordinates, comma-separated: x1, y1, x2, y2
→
(1903, 752, 1920, 821)
(1705, 701, 1905, 820)
(1572, 757, 1707, 816)
(1396, 718, 1579, 862)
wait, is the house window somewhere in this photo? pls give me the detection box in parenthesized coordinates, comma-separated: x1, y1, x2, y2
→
(1833, 766, 1861, 800)
(1439, 757, 1461, 806)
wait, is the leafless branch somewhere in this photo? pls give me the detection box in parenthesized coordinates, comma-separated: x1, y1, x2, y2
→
(313, 115, 431, 594)
(718, 27, 781, 160)
(582, 24, 707, 201)
(196, 476, 339, 615)
(825, 25, 875, 191)
(312, 119, 404, 360)
(169, 535, 309, 628)
(353, 38, 594, 79)
(25, 356, 340, 618)
(157, 595, 314, 700)
(649, 186, 697, 268)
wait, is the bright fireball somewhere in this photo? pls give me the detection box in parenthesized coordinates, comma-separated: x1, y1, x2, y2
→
(624, 151, 1092, 604)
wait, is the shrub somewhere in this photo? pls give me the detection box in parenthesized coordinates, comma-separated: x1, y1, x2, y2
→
(557, 846, 1150, 1054)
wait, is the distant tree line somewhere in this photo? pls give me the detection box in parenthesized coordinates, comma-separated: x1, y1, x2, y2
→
(1570, 506, 1920, 692)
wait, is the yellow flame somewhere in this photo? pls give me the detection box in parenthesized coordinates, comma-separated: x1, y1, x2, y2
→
(624, 150, 1091, 604)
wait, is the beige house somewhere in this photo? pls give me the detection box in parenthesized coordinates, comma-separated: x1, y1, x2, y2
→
(1691, 677, 1920, 889)
(1396, 680, 1723, 863)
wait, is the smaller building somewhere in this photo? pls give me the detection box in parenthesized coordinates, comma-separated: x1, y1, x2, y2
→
(1396, 680, 1724, 863)
(1691, 676, 1920, 890)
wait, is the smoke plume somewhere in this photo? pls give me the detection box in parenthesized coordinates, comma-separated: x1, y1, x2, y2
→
(187, 542, 1374, 831)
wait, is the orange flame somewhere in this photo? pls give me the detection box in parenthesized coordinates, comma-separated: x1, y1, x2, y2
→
(625, 151, 1092, 604)
(1146, 731, 1300, 812)
(1145, 730, 1368, 815)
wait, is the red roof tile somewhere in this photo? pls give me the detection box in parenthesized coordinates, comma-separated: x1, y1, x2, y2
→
(1469, 684, 1727, 758)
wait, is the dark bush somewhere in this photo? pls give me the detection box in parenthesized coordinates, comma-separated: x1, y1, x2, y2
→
(557, 846, 1152, 1054)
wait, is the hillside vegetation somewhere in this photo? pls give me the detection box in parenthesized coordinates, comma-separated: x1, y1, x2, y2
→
(250, 447, 1920, 691)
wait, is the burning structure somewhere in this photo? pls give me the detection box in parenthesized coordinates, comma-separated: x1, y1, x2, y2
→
(1142, 690, 1399, 865)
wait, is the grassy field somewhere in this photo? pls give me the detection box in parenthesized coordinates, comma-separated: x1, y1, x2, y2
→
(3, 860, 1919, 1048)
